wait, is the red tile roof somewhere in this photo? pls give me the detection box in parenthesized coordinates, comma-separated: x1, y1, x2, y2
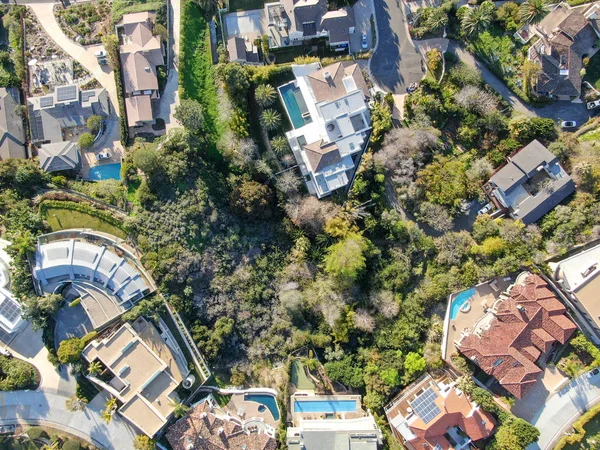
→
(458, 274, 577, 398)
(165, 401, 277, 450)
(401, 384, 496, 450)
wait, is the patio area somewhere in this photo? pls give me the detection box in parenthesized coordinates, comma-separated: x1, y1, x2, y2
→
(226, 393, 280, 428)
(443, 276, 515, 361)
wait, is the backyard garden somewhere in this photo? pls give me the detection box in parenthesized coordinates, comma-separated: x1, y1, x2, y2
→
(55, 1, 111, 45)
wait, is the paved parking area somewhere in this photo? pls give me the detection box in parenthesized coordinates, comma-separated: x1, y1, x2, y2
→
(370, 0, 424, 93)
(512, 366, 568, 422)
(54, 303, 92, 345)
(224, 9, 267, 40)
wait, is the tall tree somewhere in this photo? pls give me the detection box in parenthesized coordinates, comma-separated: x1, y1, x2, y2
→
(462, 1, 496, 35)
(519, 0, 548, 24)
(255, 84, 277, 108)
(260, 109, 282, 131)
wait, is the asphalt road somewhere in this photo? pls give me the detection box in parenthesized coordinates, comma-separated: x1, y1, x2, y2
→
(370, 0, 424, 93)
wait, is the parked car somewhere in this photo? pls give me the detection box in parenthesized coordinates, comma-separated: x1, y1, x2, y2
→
(361, 32, 368, 50)
(94, 49, 107, 59)
(587, 100, 600, 110)
(588, 368, 600, 378)
(0, 348, 12, 357)
(478, 203, 493, 216)
(561, 120, 577, 129)
(97, 58, 108, 66)
(97, 152, 110, 160)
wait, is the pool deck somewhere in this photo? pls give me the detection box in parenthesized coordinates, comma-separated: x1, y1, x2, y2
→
(79, 118, 124, 180)
(290, 394, 365, 423)
(443, 276, 515, 362)
(225, 393, 279, 428)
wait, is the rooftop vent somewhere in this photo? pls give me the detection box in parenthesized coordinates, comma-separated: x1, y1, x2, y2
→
(323, 70, 331, 80)
(326, 123, 335, 132)
(145, 67, 151, 72)
(218, 427, 224, 434)
(582, 263, 598, 278)
(517, 304, 526, 312)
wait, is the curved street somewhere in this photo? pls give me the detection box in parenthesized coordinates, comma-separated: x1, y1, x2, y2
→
(0, 323, 137, 450)
(528, 369, 600, 450)
(370, 0, 423, 93)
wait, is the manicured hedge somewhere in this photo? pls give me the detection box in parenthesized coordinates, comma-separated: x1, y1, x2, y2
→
(39, 199, 129, 234)
(554, 402, 600, 450)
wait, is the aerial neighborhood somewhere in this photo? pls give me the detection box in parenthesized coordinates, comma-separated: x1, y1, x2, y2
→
(0, 0, 599, 448)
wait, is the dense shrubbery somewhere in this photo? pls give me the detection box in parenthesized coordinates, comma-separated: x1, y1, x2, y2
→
(0, 355, 38, 390)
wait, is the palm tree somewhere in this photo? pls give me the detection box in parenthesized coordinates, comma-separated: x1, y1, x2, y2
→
(101, 409, 114, 424)
(255, 84, 277, 108)
(462, 1, 495, 35)
(270, 135, 290, 155)
(519, 0, 548, 24)
(65, 394, 88, 412)
(170, 401, 190, 418)
(260, 109, 282, 131)
(195, 0, 220, 14)
(88, 361, 103, 376)
(426, 9, 448, 33)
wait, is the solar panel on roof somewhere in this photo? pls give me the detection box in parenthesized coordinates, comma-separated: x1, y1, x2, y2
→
(81, 91, 96, 102)
(56, 85, 78, 102)
(0, 297, 21, 324)
(39, 96, 54, 108)
(410, 387, 441, 424)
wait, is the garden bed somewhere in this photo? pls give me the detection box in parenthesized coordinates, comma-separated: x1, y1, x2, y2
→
(40, 202, 128, 238)
(55, 1, 111, 45)
(584, 51, 600, 91)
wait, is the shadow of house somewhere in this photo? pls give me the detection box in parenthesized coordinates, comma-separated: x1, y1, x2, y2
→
(0, 87, 26, 160)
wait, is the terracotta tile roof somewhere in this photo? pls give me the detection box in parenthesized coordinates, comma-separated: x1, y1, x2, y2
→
(166, 401, 277, 450)
(457, 274, 577, 398)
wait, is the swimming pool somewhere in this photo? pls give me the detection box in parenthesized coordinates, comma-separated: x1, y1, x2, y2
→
(293, 399, 357, 414)
(450, 287, 476, 320)
(89, 162, 121, 181)
(244, 394, 280, 421)
(279, 83, 311, 129)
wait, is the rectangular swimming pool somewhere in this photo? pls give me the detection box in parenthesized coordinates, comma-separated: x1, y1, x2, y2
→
(294, 399, 357, 414)
(450, 287, 476, 320)
(279, 83, 311, 129)
(89, 162, 121, 181)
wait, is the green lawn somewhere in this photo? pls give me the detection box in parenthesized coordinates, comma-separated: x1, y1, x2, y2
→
(44, 207, 127, 239)
(0, 436, 40, 450)
(585, 52, 600, 90)
(579, 127, 600, 142)
(291, 359, 316, 390)
(179, 0, 223, 163)
(227, 0, 266, 11)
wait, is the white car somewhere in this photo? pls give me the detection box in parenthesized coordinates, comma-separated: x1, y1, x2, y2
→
(478, 203, 493, 216)
(361, 33, 368, 50)
(587, 100, 600, 110)
(588, 368, 600, 378)
(561, 120, 577, 128)
(97, 152, 110, 160)
(94, 49, 107, 59)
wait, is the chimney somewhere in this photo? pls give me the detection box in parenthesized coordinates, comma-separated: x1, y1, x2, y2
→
(323, 71, 332, 82)
(145, 66, 151, 72)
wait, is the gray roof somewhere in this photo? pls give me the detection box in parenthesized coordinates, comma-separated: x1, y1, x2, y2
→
(287, 430, 380, 450)
(0, 88, 26, 160)
(488, 139, 575, 224)
(319, 7, 354, 44)
(38, 141, 80, 172)
(532, 5, 599, 97)
(28, 86, 109, 144)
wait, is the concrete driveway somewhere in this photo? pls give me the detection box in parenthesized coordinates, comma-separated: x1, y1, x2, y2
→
(157, 0, 182, 132)
(370, 0, 423, 93)
(528, 369, 600, 450)
(224, 9, 266, 40)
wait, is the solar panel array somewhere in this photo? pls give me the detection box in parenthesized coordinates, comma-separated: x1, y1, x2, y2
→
(56, 85, 78, 102)
(81, 91, 96, 102)
(39, 96, 54, 108)
(0, 297, 21, 324)
(410, 388, 441, 424)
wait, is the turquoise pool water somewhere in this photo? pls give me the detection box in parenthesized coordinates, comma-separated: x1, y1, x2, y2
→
(279, 83, 309, 129)
(294, 399, 357, 414)
(450, 287, 476, 320)
(244, 394, 280, 421)
(89, 163, 121, 181)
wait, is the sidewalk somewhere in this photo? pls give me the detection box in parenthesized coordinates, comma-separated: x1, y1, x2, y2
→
(528, 370, 600, 450)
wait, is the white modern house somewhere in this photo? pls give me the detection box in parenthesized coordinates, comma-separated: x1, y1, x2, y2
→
(279, 61, 371, 198)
